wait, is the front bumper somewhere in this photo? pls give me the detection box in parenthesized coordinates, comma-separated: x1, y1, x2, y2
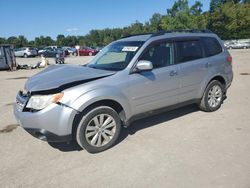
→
(24, 128, 71, 142)
(14, 94, 78, 142)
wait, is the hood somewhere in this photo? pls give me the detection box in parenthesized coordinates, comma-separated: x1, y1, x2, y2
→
(25, 64, 115, 93)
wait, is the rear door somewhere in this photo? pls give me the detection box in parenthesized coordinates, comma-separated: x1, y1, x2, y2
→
(174, 38, 208, 102)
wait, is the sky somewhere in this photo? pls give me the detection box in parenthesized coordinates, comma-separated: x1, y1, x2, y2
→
(0, 0, 210, 40)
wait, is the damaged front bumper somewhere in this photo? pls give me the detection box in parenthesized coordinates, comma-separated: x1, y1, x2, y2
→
(14, 92, 78, 142)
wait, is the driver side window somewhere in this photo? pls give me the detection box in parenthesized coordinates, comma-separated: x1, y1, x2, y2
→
(140, 42, 174, 69)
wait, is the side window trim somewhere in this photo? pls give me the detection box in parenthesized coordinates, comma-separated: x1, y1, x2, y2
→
(136, 39, 175, 70)
(173, 38, 206, 64)
(200, 37, 223, 57)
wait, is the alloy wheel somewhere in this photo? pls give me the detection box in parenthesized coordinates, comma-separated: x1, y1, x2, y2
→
(207, 85, 222, 108)
(85, 114, 116, 147)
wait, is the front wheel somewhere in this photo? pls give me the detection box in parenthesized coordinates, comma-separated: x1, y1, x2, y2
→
(24, 53, 28, 58)
(76, 106, 121, 153)
(199, 80, 225, 112)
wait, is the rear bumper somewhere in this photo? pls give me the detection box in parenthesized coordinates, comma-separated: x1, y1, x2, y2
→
(24, 128, 71, 142)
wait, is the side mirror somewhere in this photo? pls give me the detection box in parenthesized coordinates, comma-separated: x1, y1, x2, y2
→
(135, 60, 153, 72)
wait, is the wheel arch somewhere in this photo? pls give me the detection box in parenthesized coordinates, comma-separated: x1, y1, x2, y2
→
(71, 99, 126, 141)
(198, 74, 227, 100)
(209, 75, 226, 87)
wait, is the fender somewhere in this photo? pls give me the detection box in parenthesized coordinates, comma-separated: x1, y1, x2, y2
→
(197, 73, 227, 99)
(69, 86, 133, 121)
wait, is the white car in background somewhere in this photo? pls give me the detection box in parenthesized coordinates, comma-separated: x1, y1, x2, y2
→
(14, 47, 37, 58)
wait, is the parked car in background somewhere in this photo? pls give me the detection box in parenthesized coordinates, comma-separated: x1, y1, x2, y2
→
(38, 48, 63, 58)
(227, 42, 250, 49)
(79, 46, 98, 56)
(38, 46, 58, 54)
(69, 47, 77, 56)
(14, 47, 37, 58)
(61, 47, 77, 56)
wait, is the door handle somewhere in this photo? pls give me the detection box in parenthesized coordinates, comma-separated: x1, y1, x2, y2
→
(170, 70, 178, 76)
(206, 62, 212, 68)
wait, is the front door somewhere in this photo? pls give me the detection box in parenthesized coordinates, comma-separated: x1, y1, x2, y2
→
(128, 41, 180, 115)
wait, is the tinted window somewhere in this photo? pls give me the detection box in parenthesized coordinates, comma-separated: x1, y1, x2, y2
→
(201, 37, 222, 57)
(140, 42, 174, 68)
(175, 40, 203, 63)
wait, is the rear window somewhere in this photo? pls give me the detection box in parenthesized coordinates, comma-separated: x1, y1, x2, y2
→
(175, 40, 203, 63)
(201, 37, 222, 57)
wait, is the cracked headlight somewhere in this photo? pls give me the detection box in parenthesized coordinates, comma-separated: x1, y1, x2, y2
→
(26, 93, 64, 110)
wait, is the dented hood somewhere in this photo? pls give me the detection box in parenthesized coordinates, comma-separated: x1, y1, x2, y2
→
(25, 64, 115, 93)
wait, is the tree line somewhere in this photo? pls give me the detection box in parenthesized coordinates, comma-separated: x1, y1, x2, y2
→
(0, 0, 249, 48)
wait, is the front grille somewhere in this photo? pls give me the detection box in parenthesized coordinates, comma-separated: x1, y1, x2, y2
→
(16, 91, 30, 112)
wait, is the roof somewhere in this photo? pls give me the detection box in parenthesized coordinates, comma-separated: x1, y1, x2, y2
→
(118, 29, 217, 42)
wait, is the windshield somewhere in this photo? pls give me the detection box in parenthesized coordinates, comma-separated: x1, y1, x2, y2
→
(87, 41, 144, 71)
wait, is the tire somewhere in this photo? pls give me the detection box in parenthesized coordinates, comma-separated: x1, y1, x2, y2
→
(89, 52, 93, 56)
(24, 53, 28, 58)
(199, 80, 225, 112)
(76, 106, 121, 153)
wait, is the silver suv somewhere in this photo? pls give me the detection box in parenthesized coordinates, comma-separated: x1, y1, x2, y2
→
(14, 30, 233, 153)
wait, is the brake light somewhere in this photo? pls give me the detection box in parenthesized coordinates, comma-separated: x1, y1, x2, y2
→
(226, 55, 232, 65)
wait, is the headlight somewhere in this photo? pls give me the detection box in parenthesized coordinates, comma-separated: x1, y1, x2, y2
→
(26, 93, 64, 110)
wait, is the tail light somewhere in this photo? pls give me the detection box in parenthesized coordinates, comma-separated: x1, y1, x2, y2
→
(226, 55, 232, 65)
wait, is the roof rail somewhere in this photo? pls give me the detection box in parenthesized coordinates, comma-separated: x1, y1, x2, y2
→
(119, 29, 213, 40)
(121, 33, 153, 39)
(151, 29, 213, 37)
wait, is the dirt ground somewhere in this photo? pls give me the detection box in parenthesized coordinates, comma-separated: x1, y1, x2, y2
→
(0, 50, 250, 188)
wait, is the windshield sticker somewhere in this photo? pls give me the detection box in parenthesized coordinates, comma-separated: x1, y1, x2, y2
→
(122, 46, 139, 52)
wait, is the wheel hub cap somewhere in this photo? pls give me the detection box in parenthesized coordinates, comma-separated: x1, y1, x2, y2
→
(208, 85, 222, 108)
(85, 114, 116, 147)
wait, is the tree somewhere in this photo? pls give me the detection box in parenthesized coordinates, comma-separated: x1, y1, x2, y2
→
(208, 1, 250, 39)
(34, 36, 55, 47)
(161, 0, 206, 30)
(0, 37, 6, 45)
(15, 35, 28, 48)
(167, 0, 189, 17)
(57, 34, 66, 46)
(149, 13, 163, 32)
(190, 1, 203, 15)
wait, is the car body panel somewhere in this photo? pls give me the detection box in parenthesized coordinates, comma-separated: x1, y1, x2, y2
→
(127, 65, 180, 115)
(25, 64, 115, 92)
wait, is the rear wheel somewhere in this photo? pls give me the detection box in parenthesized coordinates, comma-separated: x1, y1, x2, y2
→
(199, 80, 224, 112)
(76, 106, 121, 153)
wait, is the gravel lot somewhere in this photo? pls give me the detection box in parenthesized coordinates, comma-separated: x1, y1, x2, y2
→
(0, 50, 250, 188)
